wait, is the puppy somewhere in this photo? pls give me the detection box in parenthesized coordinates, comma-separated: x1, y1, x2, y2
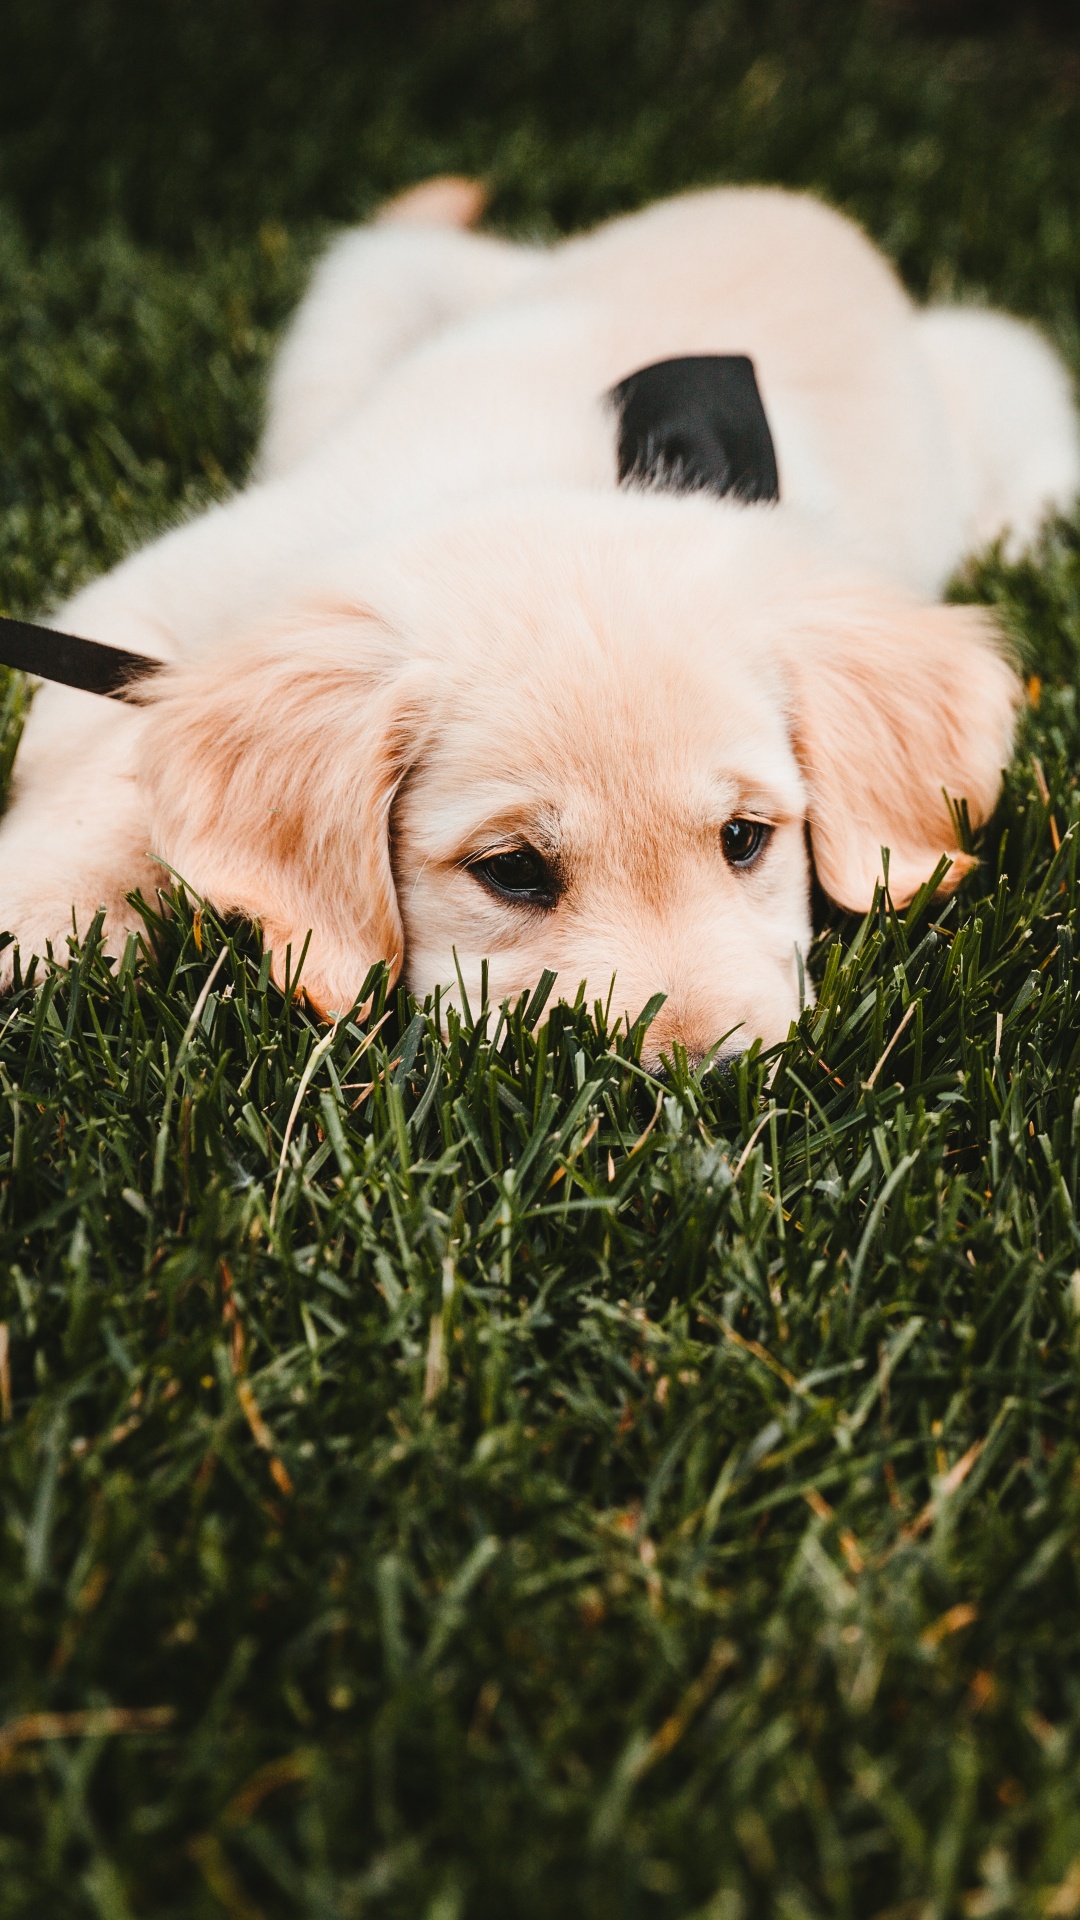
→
(0, 180, 1073, 1065)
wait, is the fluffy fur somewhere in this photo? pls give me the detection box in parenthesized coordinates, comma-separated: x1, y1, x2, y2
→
(0, 179, 1072, 1064)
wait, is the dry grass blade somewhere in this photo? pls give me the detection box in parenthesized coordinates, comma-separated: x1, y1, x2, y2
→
(235, 1380, 294, 1496)
(731, 1104, 775, 1179)
(270, 1020, 340, 1226)
(864, 998, 917, 1090)
(0, 1707, 175, 1753)
(635, 1640, 738, 1776)
(903, 1439, 984, 1540)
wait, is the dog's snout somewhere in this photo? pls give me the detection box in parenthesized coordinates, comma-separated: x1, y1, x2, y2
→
(637, 989, 748, 1074)
(638, 996, 742, 1070)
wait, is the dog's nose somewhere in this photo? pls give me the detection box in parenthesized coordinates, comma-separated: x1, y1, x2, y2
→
(698, 1045, 742, 1083)
(644, 1042, 744, 1081)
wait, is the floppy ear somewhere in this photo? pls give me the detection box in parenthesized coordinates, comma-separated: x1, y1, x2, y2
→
(783, 585, 1021, 911)
(138, 620, 431, 1015)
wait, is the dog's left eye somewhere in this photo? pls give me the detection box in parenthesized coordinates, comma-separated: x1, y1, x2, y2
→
(469, 845, 557, 905)
(721, 818, 771, 868)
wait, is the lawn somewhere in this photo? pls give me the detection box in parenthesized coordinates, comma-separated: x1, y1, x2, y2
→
(3, 2, 1080, 1915)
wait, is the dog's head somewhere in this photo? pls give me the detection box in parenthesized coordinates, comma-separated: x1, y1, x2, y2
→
(140, 493, 1018, 1068)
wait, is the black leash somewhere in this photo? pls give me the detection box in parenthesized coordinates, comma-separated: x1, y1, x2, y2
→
(0, 613, 160, 700)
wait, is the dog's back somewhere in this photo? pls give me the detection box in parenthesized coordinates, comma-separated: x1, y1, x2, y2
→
(261, 186, 1078, 594)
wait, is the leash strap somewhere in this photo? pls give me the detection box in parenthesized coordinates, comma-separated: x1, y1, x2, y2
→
(0, 613, 161, 700)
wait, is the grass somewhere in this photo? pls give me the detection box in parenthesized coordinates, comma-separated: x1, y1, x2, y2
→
(4, 2, 1080, 1914)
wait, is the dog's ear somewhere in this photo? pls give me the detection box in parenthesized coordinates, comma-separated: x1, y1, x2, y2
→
(139, 620, 431, 1015)
(783, 585, 1020, 911)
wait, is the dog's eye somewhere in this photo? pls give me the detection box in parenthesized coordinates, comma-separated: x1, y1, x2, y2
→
(469, 846, 557, 905)
(721, 818, 771, 868)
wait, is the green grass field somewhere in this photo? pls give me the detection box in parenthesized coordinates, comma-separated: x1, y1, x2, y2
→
(4, 3, 1080, 1914)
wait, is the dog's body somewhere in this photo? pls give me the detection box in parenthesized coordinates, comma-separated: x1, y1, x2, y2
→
(1, 182, 1074, 1061)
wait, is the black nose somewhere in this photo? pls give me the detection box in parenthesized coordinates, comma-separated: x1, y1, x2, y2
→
(698, 1046, 743, 1084)
(648, 1045, 743, 1085)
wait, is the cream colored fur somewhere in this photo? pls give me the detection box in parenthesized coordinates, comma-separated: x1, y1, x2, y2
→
(0, 178, 1071, 1064)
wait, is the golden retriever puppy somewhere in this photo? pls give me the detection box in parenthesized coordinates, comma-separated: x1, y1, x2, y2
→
(0, 181, 1072, 1063)
(138, 493, 1018, 1060)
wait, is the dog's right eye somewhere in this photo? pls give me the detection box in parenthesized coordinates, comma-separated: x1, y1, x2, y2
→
(721, 817, 772, 868)
(469, 846, 557, 906)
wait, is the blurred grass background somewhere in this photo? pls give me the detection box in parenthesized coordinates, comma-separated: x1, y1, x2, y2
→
(5, 3, 1080, 1917)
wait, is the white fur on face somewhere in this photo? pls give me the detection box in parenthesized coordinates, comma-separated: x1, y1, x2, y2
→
(393, 572, 811, 1065)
